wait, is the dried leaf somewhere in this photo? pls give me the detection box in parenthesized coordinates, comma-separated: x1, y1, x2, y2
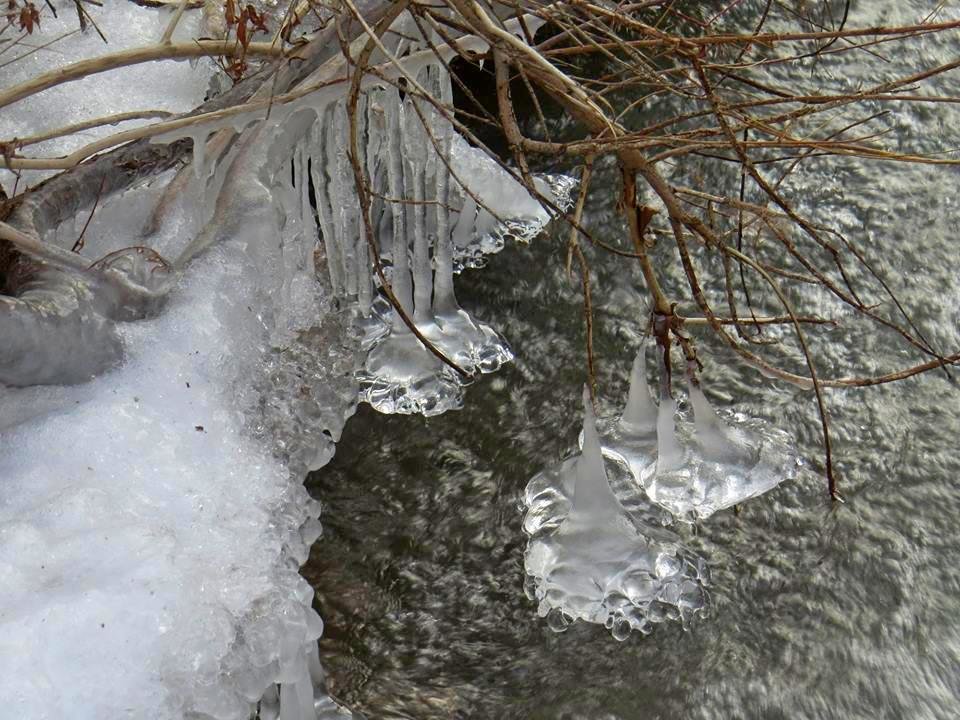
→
(17, 2, 40, 34)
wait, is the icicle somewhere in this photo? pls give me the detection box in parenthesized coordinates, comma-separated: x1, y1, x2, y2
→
(429, 67, 458, 316)
(365, 90, 388, 252)
(403, 88, 433, 326)
(585, 349, 659, 488)
(354, 95, 373, 316)
(643, 361, 798, 519)
(656, 353, 683, 473)
(686, 365, 757, 466)
(474, 205, 497, 240)
(384, 85, 413, 326)
(572, 386, 621, 516)
(689, 380, 743, 464)
(339, 107, 359, 300)
(365, 95, 389, 258)
(277, 652, 314, 720)
(259, 685, 280, 720)
(310, 109, 343, 298)
(356, 234, 372, 315)
(451, 194, 477, 251)
(296, 147, 313, 264)
(306, 642, 327, 709)
(329, 102, 356, 298)
(620, 348, 657, 433)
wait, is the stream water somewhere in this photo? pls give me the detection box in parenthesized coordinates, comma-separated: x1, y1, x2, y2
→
(302, 2, 960, 717)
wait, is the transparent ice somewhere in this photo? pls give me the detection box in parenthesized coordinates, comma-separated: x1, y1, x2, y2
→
(0, 6, 564, 719)
(644, 361, 800, 521)
(523, 388, 708, 640)
(340, 67, 572, 416)
(590, 348, 660, 487)
(579, 347, 798, 522)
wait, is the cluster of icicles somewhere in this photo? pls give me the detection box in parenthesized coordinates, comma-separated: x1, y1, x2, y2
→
(523, 347, 799, 640)
(260, 71, 570, 712)
(292, 64, 572, 416)
(159, 46, 571, 422)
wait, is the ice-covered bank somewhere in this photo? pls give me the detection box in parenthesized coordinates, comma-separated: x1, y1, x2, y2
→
(0, 3, 568, 717)
(0, 242, 332, 718)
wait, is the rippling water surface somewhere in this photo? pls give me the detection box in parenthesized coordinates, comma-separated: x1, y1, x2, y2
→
(303, 2, 960, 717)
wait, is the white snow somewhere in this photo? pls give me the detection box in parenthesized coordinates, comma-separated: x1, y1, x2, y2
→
(0, 4, 336, 718)
(0, 241, 325, 718)
(0, 1, 213, 195)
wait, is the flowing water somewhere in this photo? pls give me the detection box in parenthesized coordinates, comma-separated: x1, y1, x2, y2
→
(303, 2, 960, 717)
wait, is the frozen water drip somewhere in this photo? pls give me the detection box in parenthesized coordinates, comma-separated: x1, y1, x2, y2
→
(523, 387, 708, 640)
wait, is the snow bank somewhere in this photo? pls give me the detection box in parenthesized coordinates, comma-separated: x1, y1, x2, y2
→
(0, 241, 328, 718)
(0, 4, 342, 717)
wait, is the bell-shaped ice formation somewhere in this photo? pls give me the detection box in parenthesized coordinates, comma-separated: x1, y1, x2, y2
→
(524, 388, 707, 640)
(576, 348, 798, 523)
(644, 370, 798, 520)
(356, 327, 466, 417)
(344, 68, 525, 416)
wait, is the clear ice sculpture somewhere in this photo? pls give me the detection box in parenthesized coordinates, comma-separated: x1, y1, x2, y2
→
(642, 359, 799, 521)
(523, 387, 707, 641)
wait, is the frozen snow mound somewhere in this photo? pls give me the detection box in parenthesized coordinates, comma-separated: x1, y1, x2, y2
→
(0, 2, 213, 195)
(0, 236, 330, 719)
(523, 388, 708, 641)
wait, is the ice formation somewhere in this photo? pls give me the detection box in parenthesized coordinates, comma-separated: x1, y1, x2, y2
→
(643, 360, 799, 521)
(579, 347, 798, 522)
(523, 388, 708, 640)
(347, 69, 568, 415)
(524, 347, 800, 637)
(178, 53, 571, 417)
(590, 349, 660, 486)
(0, 4, 570, 719)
